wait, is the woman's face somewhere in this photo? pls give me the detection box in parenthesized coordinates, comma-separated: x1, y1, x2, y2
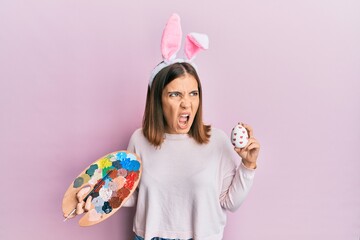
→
(161, 74, 200, 134)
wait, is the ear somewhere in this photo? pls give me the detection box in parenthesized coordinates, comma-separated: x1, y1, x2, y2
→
(161, 13, 182, 61)
(184, 33, 209, 61)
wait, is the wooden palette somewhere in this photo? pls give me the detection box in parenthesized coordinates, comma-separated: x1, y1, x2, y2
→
(62, 151, 141, 226)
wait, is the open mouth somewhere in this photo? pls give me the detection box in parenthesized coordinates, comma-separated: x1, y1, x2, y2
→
(178, 114, 190, 129)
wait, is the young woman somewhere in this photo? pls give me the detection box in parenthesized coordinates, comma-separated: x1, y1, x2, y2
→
(71, 14, 260, 240)
(125, 62, 260, 240)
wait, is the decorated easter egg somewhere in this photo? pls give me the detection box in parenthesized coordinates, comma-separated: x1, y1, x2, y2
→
(231, 124, 249, 148)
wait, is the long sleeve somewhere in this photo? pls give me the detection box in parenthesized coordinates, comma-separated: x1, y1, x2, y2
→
(218, 132, 256, 212)
(219, 162, 255, 212)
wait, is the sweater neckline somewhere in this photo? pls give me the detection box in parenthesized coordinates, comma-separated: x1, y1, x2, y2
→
(164, 133, 191, 140)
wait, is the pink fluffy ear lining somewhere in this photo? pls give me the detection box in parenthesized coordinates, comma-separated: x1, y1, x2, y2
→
(185, 33, 209, 60)
(161, 13, 182, 61)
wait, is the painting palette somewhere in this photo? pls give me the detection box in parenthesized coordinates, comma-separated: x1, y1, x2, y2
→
(62, 151, 141, 226)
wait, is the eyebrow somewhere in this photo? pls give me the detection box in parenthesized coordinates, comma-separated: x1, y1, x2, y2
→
(167, 89, 198, 93)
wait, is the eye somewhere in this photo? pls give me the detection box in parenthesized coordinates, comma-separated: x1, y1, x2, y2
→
(190, 91, 199, 97)
(169, 92, 180, 97)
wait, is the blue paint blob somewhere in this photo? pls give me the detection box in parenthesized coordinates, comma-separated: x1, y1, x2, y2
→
(92, 196, 105, 207)
(120, 158, 140, 171)
(95, 205, 105, 214)
(115, 152, 126, 161)
(112, 160, 121, 169)
(104, 179, 110, 188)
(130, 160, 140, 171)
(120, 158, 131, 170)
(102, 202, 112, 214)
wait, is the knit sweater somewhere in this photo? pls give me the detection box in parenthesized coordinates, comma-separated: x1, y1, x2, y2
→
(125, 128, 255, 240)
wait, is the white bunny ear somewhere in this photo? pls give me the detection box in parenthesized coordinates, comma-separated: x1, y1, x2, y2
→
(161, 13, 182, 61)
(184, 33, 209, 61)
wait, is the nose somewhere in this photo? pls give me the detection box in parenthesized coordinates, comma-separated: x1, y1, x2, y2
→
(180, 96, 191, 109)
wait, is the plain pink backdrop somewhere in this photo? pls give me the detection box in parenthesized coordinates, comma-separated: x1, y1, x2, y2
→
(0, 0, 359, 239)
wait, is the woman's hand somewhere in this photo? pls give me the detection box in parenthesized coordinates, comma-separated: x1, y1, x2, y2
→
(75, 186, 92, 215)
(63, 185, 92, 219)
(234, 123, 260, 169)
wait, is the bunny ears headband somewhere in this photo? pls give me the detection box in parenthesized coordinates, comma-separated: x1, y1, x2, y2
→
(149, 13, 209, 87)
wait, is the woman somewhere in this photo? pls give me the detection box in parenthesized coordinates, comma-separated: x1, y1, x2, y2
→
(71, 14, 260, 240)
(125, 62, 260, 240)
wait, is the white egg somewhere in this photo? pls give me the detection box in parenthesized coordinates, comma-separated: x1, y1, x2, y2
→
(231, 124, 249, 148)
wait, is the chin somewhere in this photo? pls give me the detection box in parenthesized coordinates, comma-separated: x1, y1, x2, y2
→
(179, 125, 193, 134)
(178, 129, 190, 134)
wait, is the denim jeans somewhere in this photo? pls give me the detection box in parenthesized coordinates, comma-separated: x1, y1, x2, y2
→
(134, 235, 193, 240)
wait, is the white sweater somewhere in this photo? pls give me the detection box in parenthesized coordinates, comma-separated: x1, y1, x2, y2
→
(125, 128, 255, 240)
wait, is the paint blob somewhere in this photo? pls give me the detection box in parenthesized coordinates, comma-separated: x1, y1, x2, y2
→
(102, 202, 112, 214)
(112, 160, 121, 169)
(80, 174, 91, 184)
(85, 164, 98, 177)
(92, 196, 105, 207)
(99, 187, 112, 201)
(117, 187, 130, 200)
(118, 168, 127, 177)
(98, 158, 112, 169)
(113, 176, 126, 189)
(73, 177, 84, 188)
(109, 197, 122, 208)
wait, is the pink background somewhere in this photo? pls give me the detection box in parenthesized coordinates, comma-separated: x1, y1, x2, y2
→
(1, 0, 359, 239)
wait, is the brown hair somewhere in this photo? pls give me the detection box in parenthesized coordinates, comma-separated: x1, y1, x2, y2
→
(142, 62, 211, 147)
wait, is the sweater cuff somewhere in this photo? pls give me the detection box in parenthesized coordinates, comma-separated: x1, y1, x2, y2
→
(240, 162, 256, 179)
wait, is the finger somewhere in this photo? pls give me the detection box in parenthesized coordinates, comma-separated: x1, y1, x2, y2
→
(84, 196, 93, 212)
(76, 201, 85, 215)
(240, 123, 254, 138)
(77, 185, 91, 202)
(243, 137, 257, 148)
(234, 137, 256, 152)
(244, 138, 260, 149)
(245, 142, 260, 151)
(235, 147, 251, 160)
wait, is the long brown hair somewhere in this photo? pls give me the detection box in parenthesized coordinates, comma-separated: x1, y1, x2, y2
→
(142, 62, 211, 147)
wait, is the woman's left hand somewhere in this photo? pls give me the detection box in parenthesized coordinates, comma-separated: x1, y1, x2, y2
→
(234, 123, 260, 169)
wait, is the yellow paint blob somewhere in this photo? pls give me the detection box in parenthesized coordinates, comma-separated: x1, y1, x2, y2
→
(98, 158, 112, 169)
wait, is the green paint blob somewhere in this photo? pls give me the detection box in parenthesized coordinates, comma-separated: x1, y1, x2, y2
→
(86, 164, 98, 177)
(102, 166, 114, 176)
(73, 177, 84, 188)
